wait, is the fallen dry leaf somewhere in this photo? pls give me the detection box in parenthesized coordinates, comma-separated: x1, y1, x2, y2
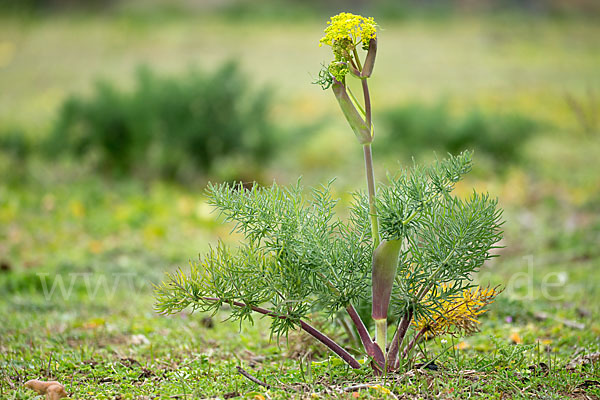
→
(566, 352, 600, 371)
(509, 331, 522, 344)
(24, 380, 69, 399)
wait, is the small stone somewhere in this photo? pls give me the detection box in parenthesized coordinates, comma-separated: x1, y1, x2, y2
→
(130, 334, 150, 346)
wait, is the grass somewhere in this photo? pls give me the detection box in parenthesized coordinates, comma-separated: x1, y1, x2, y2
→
(1, 10, 600, 400)
(1, 174, 598, 398)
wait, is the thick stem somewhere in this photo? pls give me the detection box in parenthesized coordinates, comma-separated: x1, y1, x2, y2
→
(363, 144, 380, 248)
(346, 304, 372, 351)
(374, 319, 387, 356)
(202, 297, 361, 369)
(371, 239, 402, 321)
(299, 321, 362, 369)
(332, 80, 371, 144)
(387, 308, 414, 370)
(346, 304, 385, 369)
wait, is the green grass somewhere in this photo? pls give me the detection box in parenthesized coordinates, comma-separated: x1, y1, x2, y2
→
(1, 11, 600, 399)
(1, 175, 599, 398)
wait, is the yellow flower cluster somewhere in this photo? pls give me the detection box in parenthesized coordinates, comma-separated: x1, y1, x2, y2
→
(319, 12, 377, 51)
(319, 13, 377, 82)
(413, 286, 499, 339)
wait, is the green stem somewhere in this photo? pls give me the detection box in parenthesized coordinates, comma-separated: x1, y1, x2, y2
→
(363, 144, 380, 248)
(360, 76, 383, 362)
(375, 319, 387, 356)
(352, 47, 363, 71)
(361, 79, 372, 132)
(332, 79, 371, 144)
(347, 86, 366, 117)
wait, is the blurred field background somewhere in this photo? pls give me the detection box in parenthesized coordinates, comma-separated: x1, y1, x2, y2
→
(1, 0, 599, 398)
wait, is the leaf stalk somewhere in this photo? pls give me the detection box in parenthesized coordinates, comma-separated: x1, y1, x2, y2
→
(202, 296, 362, 369)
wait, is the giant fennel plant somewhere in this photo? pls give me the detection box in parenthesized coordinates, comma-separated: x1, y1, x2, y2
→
(155, 13, 503, 374)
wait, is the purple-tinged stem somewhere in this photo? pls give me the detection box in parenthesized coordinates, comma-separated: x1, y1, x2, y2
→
(299, 321, 362, 369)
(361, 39, 377, 78)
(346, 304, 385, 370)
(371, 240, 402, 322)
(202, 297, 361, 369)
(371, 239, 402, 356)
(361, 79, 372, 131)
(346, 304, 372, 350)
(387, 308, 414, 370)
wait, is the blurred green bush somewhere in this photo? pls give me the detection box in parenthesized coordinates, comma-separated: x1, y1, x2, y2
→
(376, 102, 540, 166)
(0, 0, 114, 13)
(0, 128, 30, 160)
(0, 128, 31, 183)
(46, 62, 275, 182)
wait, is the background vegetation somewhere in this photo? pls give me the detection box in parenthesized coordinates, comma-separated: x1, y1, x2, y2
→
(0, 1, 599, 398)
(46, 62, 275, 181)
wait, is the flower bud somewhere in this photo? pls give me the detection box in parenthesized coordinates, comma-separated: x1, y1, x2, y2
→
(361, 38, 377, 78)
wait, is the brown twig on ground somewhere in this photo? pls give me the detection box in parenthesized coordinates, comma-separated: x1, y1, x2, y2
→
(236, 366, 271, 389)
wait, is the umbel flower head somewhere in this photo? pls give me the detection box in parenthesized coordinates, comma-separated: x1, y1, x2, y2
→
(318, 12, 378, 82)
(320, 12, 377, 52)
(315, 12, 378, 144)
(414, 286, 500, 339)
